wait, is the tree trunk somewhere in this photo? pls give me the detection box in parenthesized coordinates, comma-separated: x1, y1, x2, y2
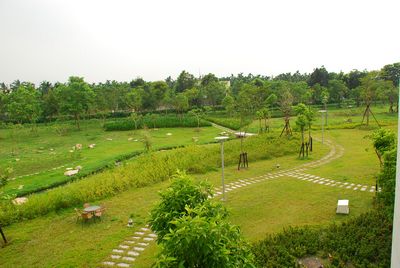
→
(324, 103, 328, 126)
(75, 113, 80, 130)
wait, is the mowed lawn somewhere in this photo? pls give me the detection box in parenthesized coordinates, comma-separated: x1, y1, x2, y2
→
(0, 126, 378, 267)
(0, 119, 222, 196)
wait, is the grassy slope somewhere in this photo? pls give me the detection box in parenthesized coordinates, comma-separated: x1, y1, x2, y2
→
(0, 120, 222, 196)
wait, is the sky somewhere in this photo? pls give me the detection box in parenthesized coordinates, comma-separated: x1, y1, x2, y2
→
(0, 0, 399, 85)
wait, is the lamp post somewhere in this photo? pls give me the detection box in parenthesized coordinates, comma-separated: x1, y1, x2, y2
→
(215, 136, 229, 201)
(318, 110, 327, 144)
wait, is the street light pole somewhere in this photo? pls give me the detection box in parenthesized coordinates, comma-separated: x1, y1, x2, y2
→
(215, 136, 229, 201)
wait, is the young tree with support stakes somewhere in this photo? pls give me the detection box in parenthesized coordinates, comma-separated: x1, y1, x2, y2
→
(279, 88, 293, 137)
(294, 103, 308, 158)
(358, 72, 380, 127)
(305, 106, 315, 151)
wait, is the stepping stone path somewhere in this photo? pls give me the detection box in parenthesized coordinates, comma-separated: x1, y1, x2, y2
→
(100, 136, 376, 266)
(101, 225, 157, 267)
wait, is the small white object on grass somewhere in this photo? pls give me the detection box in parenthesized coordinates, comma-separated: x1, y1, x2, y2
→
(12, 197, 28, 205)
(166, 133, 172, 136)
(336, 199, 349, 214)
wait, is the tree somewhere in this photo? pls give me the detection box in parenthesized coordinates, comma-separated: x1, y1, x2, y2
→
(308, 66, 329, 87)
(328, 79, 348, 106)
(380, 62, 400, 87)
(358, 72, 380, 126)
(370, 129, 396, 167)
(129, 111, 142, 130)
(222, 94, 235, 116)
(201, 81, 226, 106)
(305, 106, 315, 151)
(320, 89, 329, 125)
(188, 108, 204, 129)
(294, 103, 308, 157)
(42, 89, 59, 121)
(125, 88, 143, 112)
(376, 79, 397, 113)
(174, 93, 189, 117)
(56, 76, 95, 130)
(6, 84, 42, 128)
(175, 71, 196, 93)
(279, 88, 293, 136)
(200, 73, 218, 86)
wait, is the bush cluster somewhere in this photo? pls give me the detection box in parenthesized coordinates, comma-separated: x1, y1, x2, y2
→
(104, 115, 210, 131)
(252, 210, 392, 267)
(0, 133, 298, 225)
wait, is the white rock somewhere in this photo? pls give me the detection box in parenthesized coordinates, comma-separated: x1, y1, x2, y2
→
(107, 138, 113, 141)
(75, 165, 82, 171)
(128, 138, 133, 141)
(88, 144, 96, 149)
(64, 169, 79, 176)
(15, 158, 20, 161)
(75, 144, 82, 150)
(166, 133, 172, 136)
(12, 197, 28, 205)
(18, 185, 24, 189)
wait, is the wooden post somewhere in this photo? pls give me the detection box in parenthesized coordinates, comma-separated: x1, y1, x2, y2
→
(0, 225, 7, 244)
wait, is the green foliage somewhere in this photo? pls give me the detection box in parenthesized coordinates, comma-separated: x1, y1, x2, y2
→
(150, 173, 255, 267)
(370, 128, 396, 157)
(149, 172, 213, 240)
(377, 148, 397, 216)
(6, 84, 42, 125)
(252, 210, 392, 268)
(56, 77, 95, 129)
(104, 115, 211, 131)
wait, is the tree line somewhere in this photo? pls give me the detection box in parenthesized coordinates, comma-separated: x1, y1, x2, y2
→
(0, 63, 398, 129)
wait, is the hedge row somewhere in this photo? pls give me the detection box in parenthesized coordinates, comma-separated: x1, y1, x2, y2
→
(104, 115, 211, 131)
(0, 133, 299, 226)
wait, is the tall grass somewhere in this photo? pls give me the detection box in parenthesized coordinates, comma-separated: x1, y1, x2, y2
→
(0, 133, 299, 225)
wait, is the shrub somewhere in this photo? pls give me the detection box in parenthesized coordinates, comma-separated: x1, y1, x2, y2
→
(150, 173, 255, 267)
(252, 207, 392, 267)
(104, 115, 211, 131)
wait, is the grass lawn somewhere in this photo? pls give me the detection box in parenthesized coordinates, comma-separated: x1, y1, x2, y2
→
(0, 126, 378, 267)
(0, 119, 222, 196)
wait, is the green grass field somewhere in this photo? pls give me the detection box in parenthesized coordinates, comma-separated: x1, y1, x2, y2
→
(0, 120, 222, 196)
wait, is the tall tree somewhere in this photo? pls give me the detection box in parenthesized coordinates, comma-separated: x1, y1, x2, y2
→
(6, 84, 42, 128)
(308, 66, 329, 87)
(56, 76, 95, 130)
(279, 88, 293, 136)
(174, 71, 196, 93)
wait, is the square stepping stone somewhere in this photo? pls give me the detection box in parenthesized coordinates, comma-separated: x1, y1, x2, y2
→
(134, 247, 145, 251)
(143, 237, 154, 241)
(122, 257, 136, 262)
(103, 261, 115, 266)
(127, 251, 140, 256)
(134, 232, 145, 235)
(113, 249, 124, 253)
(148, 233, 157, 237)
(131, 236, 140, 240)
(125, 241, 135, 244)
(119, 245, 129, 249)
(361, 188, 366, 191)
(141, 227, 149, 231)
(117, 263, 130, 267)
(346, 186, 351, 189)
(318, 181, 325, 184)
(138, 242, 149, 246)
(370, 189, 375, 192)
(353, 187, 358, 190)
(111, 255, 122, 259)
(325, 183, 331, 186)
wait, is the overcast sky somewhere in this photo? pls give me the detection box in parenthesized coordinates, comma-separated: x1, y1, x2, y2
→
(0, 0, 399, 84)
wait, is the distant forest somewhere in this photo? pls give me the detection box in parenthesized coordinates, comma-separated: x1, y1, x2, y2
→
(0, 63, 399, 126)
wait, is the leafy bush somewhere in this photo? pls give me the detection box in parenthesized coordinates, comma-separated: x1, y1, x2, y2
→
(150, 173, 255, 267)
(104, 114, 211, 131)
(0, 133, 298, 225)
(252, 210, 392, 267)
